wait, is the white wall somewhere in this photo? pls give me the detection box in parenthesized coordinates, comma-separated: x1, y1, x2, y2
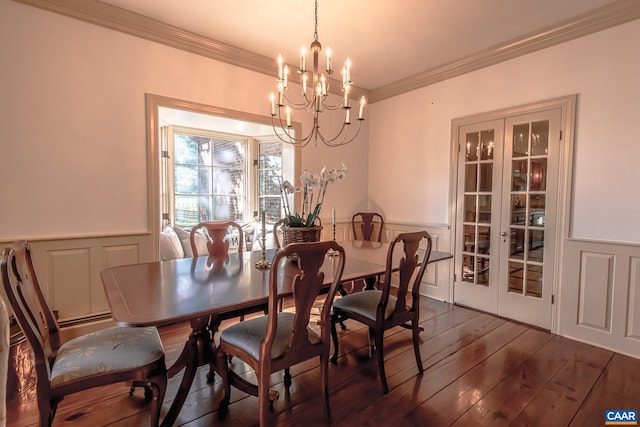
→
(0, 1, 369, 241)
(369, 19, 640, 243)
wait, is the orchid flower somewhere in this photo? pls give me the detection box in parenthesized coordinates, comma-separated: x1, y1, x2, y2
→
(279, 164, 347, 227)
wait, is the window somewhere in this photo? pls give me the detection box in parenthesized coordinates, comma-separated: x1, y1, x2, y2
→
(258, 139, 284, 223)
(164, 126, 293, 229)
(170, 127, 249, 227)
(149, 95, 300, 238)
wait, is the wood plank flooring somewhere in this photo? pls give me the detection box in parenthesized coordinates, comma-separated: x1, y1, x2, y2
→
(7, 296, 640, 426)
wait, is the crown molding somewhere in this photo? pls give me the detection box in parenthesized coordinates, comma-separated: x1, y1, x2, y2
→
(12, 0, 366, 100)
(368, 0, 640, 103)
(14, 0, 640, 104)
(14, 0, 275, 76)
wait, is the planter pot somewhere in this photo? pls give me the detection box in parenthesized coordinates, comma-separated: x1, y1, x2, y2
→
(282, 225, 322, 246)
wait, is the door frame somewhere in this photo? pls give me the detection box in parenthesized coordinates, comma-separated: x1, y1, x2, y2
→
(448, 94, 577, 333)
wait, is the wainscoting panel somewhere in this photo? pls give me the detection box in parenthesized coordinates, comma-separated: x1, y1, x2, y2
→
(47, 248, 92, 321)
(1, 234, 153, 324)
(561, 239, 640, 359)
(577, 251, 614, 331)
(96, 244, 144, 314)
(320, 222, 350, 242)
(628, 257, 640, 341)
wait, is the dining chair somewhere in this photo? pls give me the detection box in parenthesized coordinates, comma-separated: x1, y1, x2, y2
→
(351, 212, 385, 242)
(330, 231, 432, 394)
(1, 241, 167, 426)
(191, 221, 266, 382)
(190, 220, 244, 257)
(349, 212, 385, 291)
(216, 241, 346, 426)
(272, 218, 285, 248)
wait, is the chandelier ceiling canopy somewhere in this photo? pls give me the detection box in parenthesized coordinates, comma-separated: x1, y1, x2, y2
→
(270, 0, 365, 148)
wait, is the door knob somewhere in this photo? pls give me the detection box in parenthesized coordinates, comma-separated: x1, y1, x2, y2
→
(500, 231, 507, 236)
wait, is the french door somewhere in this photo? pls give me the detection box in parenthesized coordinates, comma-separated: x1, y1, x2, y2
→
(454, 108, 561, 329)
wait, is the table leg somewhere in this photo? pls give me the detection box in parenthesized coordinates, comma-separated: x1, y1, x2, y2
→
(167, 341, 190, 378)
(161, 316, 216, 427)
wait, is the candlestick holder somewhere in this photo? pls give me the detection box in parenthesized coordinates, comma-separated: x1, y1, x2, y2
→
(328, 223, 339, 257)
(255, 236, 271, 269)
(255, 214, 271, 269)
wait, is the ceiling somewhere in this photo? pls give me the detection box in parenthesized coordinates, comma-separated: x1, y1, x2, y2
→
(96, 0, 624, 92)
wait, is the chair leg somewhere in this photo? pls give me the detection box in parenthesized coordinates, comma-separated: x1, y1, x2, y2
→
(284, 367, 292, 387)
(258, 370, 273, 427)
(207, 315, 222, 383)
(40, 401, 54, 427)
(338, 282, 348, 296)
(330, 312, 340, 364)
(216, 350, 231, 419)
(375, 330, 389, 394)
(364, 276, 377, 290)
(412, 318, 424, 374)
(146, 374, 167, 427)
(368, 327, 376, 359)
(320, 353, 331, 424)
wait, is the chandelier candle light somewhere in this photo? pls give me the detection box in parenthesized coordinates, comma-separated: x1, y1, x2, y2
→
(270, 0, 365, 147)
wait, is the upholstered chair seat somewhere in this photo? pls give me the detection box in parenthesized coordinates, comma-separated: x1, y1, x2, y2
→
(332, 290, 397, 322)
(220, 312, 321, 361)
(50, 326, 165, 389)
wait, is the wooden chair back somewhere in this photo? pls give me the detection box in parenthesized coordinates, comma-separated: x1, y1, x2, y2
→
(1, 241, 60, 389)
(351, 212, 385, 242)
(190, 221, 244, 257)
(380, 231, 432, 322)
(217, 240, 346, 425)
(266, 241, 345, 366)
(2, 241, 167, 426)
(330, 230, 432, 393)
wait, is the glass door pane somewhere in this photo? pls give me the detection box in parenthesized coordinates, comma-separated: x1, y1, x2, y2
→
(506, 119, 548, 299)
(455, 118, 504, 315)
(460, 129, 495, 287)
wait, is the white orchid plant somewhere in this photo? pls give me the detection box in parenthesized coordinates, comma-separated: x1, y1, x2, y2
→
(279, 164, 347, 227)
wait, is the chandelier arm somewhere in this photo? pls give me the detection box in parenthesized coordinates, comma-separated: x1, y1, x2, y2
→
(271, 113, 317, 147)
(315, 119, 347, 145)
(316, 118, 362, 147)
(282, 92, 312, 110)
(322, 102, 346, 111)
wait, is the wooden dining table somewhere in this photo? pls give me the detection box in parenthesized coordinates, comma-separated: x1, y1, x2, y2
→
(101, 240, 451, 427)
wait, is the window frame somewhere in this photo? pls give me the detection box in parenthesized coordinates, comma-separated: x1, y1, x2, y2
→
(167, 125, 252, 228)
(146, 93, 301, 258)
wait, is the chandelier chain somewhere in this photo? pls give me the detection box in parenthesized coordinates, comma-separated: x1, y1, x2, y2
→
(314, 0, 319, 42)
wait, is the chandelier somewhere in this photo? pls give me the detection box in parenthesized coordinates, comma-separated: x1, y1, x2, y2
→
(269, 0, 365, 147)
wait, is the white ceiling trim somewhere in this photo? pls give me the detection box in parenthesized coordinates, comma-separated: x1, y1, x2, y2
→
(14, 0, 640, 103)
(369, 0, 640, 102)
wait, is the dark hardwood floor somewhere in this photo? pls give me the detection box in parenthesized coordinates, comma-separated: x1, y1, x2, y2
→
(7, 296, 640, 426)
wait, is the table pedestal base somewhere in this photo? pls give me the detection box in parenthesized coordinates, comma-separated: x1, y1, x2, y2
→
(161, 316, 217, 427)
